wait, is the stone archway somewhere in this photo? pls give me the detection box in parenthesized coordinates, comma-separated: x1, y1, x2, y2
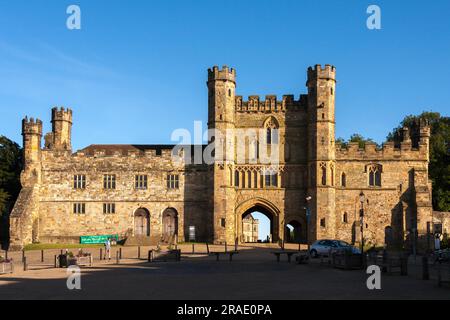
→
(134, 208, 150, 237)
(162, 208, 178, 241)
(285, 220, 303, 243)
(236, 198, 281, 244)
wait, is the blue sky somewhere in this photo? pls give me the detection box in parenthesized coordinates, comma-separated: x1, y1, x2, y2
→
(0, 0, 449, 151)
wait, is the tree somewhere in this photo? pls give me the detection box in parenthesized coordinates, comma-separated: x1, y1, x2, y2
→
(0, 136, 23, 248)
(336, 134, 376, 149)
(387, 112, 450, 212)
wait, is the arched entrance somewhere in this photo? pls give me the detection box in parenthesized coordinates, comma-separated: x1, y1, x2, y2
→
(236, 199, 280, 244)
(134, 208, 150, 236)
(285, 220, 303, 243)
(162, 208, 178, 241)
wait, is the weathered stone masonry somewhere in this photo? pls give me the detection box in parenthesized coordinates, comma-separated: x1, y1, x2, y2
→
(9, 65, 434, 251)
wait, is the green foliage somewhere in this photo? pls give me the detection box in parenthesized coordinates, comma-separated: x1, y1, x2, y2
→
(0, 136, 23, 217)
(336, 134, 377, 149)
(387, 112, 450, 211)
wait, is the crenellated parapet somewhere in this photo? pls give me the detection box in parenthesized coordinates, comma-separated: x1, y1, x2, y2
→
(336, 140, 429, 161)
(52, 107, 73, 123)
(22, 116, 43, 136)
(307, 64, 336, 85)
(236, 94, 307, 113)
(208, 65, 236, 83)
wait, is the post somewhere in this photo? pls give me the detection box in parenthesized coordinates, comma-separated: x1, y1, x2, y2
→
(422, 256, 429, 280)
(148, 250, 153, 262)
(23, 257, 27, 271)
(400, 256, 408, 276)
(225, 242, 227, 253)
(41, 250, 44, 263)
(22, 250, 25, 263)
(192, 243, 195, 254)
(138, 246, 141, 259)
(100, 248, 103, 261)
(235, 238, 238, 252)
(438, 263, 442, 287)
(116, 251, 120, 265)
(119, 247, 122, 260)
(5, 250, 8, 260)
(206, 242, 210, 254)
(382, 250, 388, 273)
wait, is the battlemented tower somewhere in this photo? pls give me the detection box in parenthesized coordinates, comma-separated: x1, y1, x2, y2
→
(207, 66, 237, 244)
(22, 117, 43, 170)
(48, 107, 73, 151)
(307, 64, 337, 241)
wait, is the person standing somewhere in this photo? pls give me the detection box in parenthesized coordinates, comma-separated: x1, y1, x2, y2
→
(435, 233, 442, 251)
(104, 238, 111, 260)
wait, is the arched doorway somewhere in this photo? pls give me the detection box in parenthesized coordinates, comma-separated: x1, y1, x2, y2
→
(285, 220, 303, 243)
(162, 208, 178, 241)
(237, 200, 279, 243)
(134, 208, 150, 236)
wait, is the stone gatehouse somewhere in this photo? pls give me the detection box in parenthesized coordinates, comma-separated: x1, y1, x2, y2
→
(9, 65, 434, 251)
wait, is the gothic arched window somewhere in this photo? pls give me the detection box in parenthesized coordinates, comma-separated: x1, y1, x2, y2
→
(367, 164, 382, 187)
(320, 163, 327, 186)
(341, 172, 346, 187)
(264, 117, 279, 145)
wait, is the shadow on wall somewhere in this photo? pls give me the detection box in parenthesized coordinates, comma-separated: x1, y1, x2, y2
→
(183, 147, 211, 243)
(0, 214, 10, 250)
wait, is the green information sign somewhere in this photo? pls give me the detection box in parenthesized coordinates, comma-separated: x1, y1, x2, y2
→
(80, 234, 118, 244)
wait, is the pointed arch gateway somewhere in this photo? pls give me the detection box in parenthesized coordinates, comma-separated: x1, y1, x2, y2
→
(236, 198, 281, 243)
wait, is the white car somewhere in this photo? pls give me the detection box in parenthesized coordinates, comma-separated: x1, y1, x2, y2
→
(309, 239, 361, 258)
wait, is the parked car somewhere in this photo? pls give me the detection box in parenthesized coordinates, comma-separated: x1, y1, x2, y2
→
(309, 239, 361, 258)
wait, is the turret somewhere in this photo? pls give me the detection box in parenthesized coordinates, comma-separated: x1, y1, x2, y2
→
(50, 107, 72, 151)
(306, 64, 337, 241)
(207, 65, 237, 244)
(207, 66, 236, 129)
(22, 116, 43, 168)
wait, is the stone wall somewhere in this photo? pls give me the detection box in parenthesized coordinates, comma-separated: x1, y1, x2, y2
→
(10, 65, 434, 252)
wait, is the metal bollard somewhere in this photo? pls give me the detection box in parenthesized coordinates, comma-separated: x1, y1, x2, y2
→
(206, 242, 210, 254)
(148, 250, 153, 262)
(422, 256, 429, 280)
(192, 243, 195, 254)
(382, 250, 388, 273)
(41, 250, 44, 263)
(119, 248, 122, 260)
(400, 257, 408, 276)
(138, 246, 141, 259)
(23, 257, 27, 271)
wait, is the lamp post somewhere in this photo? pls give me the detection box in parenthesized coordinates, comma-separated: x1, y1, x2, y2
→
(305, 196, 312, 253)
(359, 191, 365, 266)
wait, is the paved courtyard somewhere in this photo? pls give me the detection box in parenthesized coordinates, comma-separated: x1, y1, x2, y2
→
(0, 245, 448, 300)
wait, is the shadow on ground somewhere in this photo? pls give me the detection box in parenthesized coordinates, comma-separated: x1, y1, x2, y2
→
(0, 245, 448, 300)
